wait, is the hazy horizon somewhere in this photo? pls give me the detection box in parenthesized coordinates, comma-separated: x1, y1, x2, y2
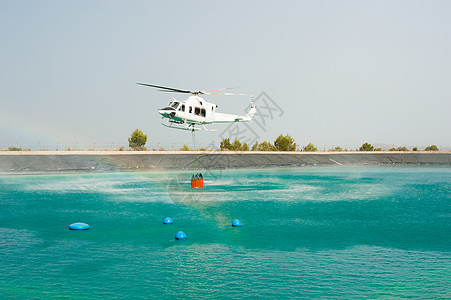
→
(1, 1, 450, 151)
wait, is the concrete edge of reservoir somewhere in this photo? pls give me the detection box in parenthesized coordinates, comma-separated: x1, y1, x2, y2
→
(0, 151, 450, 175)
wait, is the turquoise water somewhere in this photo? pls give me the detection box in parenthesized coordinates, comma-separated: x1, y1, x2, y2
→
(1, 167, 450, 299)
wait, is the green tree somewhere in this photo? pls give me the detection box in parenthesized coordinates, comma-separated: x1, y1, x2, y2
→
(232, 139, 242, 151)
(424, 145, 439, 151)
(241, 143, 249, 151)
(257, 141, 274, 151)
(303, 142, 317, 152)
(251, 141, 259, 151)
(359, 142, 374, 151)
(220, 138, 234, 150)
(274, 134, 297, 151)
(128, 129, 147, 150)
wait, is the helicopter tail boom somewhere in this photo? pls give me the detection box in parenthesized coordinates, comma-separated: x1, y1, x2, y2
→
(213, 95, 256, 123)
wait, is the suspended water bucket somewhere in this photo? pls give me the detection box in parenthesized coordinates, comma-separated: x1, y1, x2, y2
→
(191, 178, 204, 188)
(191, 175, 204, 188)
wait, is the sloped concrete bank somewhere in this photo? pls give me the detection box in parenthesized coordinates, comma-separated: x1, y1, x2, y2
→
(0, 151, 450, 175)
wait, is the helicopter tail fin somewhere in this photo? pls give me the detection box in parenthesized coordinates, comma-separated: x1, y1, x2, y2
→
(243, 95, 256, 121)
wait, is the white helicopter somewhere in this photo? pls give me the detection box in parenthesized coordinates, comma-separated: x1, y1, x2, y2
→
(137, 83, 256, 131)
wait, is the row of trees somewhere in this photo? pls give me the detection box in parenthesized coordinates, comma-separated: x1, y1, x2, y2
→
(217, 135, 326, 152)
(127, 131, 308, 152)
(220, 140, 440, 152)
(359, 142, 439, 152)
(127, 129, 440, 152)
(220, 134, 299, 151)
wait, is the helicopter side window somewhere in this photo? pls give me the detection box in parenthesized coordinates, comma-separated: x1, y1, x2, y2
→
(180, 104, 185, 112)
(201, 108, 206, 117)
(189, 106, 192, 113)
(194, 107, 200, 115)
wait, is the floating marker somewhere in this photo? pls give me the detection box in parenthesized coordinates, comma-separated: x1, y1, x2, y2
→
(69, 222, 90, 230)
(175, 231, 187, 240)
(163, 217, 173, 225)
(232, 219, 242, 227)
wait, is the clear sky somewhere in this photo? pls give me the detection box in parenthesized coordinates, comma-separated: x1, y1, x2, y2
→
(1, 1, 450, 150)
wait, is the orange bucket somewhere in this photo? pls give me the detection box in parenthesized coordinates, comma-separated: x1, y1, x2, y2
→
(191, 177, 204, 188)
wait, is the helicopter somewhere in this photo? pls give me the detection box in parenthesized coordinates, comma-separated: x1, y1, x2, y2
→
(137, 83, 256, 131)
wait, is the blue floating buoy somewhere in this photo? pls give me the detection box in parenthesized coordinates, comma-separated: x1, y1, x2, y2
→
(163, 217, 173, 225)
(69, 222, 90, 230)
(232, 219, 242, 227)
(175, 231, 187, 240)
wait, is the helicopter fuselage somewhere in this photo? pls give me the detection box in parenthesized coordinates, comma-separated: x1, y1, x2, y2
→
(158, 95, 255, 127)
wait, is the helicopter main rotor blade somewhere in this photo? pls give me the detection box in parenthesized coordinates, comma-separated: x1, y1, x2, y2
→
(203, 87, 241, 93)
(203, 92, 247, 96)
(137, 83, 246, 96)
(136, 83, 191, 94)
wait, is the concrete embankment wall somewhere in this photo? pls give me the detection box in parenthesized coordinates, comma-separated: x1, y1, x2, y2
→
(0, 151, 450, 175)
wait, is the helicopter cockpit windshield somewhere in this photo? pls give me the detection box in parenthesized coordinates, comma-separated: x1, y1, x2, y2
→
(170, 102, 180, 109)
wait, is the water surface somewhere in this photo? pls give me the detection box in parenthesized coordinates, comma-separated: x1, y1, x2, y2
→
(1, 167, 450, 298)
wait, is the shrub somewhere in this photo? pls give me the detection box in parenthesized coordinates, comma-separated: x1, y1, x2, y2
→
(232, 139, 242, 151)
(231, 139, 249, 151)
(257, 141, 274, 151)
(329, 146, 343, 152)
(390, 146, 409, 151)
(220, 138, 234, 150)
(8, 147, 22, 151)
(180, 144, 191, 151)
(220, 139, 250, 151)
(303, 143, 317, 152)
(251, 141, 259, 151)
(424, 145, 438, 151)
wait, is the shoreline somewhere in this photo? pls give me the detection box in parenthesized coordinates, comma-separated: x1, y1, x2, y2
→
(0, 151, 450, 175)
(1, 150, 450, 155)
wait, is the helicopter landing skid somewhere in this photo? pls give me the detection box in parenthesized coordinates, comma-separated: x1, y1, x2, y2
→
(161, 123, 216, 132)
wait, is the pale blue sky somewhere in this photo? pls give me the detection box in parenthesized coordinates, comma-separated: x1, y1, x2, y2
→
(1, 1, 450, 150)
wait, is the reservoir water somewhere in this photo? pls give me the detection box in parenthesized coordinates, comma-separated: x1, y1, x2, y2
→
(1, 167, 450, 298)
